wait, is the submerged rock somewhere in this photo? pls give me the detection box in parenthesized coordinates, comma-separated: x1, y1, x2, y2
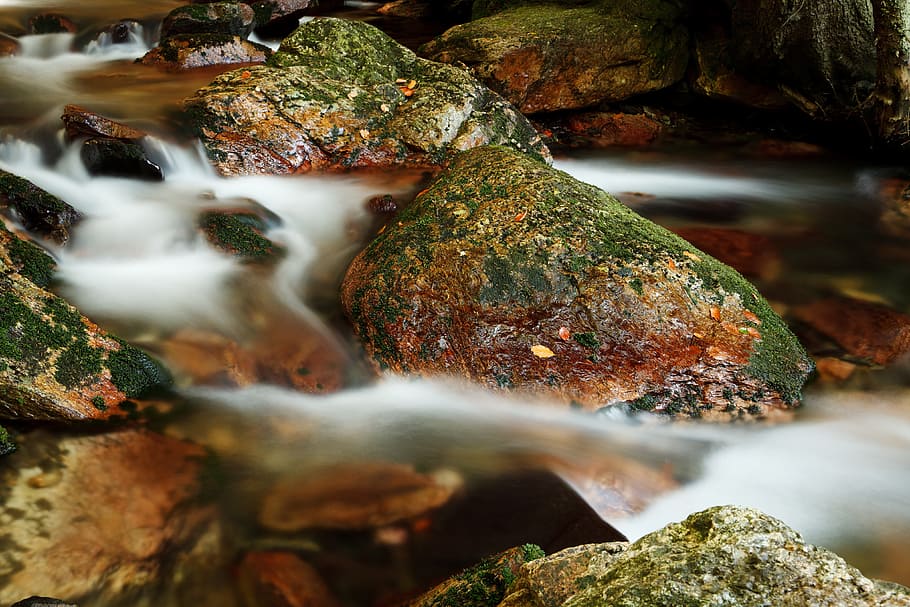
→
(419, 0, 688, 114)
(408, 545, 546, 607)
(160, 2, 256, 39)
(671, 227, 780, 281)
(0, 169, 81, 244)
(342, 146, 812, 418)
(0, 223, 172, 420)
(140, 33, 272, 70)
(237, 552, 341, 607)
(28, 13, 76, 35)
(184, 17, 549, 175)
(199, 209, 284, 262)
(80, 138, 163, 181)
(0, 429, 219, 605)
(498, 506, 910, 607)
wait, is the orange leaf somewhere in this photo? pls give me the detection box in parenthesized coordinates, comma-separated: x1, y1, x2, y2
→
(743, 310, 761, 325)
(668, 259, 677, 271)
(531, 344, 555, 358)
(513, 211, 527, 222)
(558, 326, 571, 340)
(710, 306, 721, 321)
(241, 70, 252, 79)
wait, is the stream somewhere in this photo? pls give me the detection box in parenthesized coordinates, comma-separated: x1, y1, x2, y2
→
(1, 0, 909, 603)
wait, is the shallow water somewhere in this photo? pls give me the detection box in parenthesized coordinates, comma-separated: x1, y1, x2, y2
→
(1, 0, 909, 602)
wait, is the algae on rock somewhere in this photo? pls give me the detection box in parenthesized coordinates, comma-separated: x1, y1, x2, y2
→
(184, 17, 550, 175)
(342, 146, 812, 419)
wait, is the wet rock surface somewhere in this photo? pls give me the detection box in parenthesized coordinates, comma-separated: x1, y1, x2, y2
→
(671, 227, 780, 280)
(419, 0, 688, 114)
(140, 33, 272, 70)
(497, 506, 910, 607)
(0, 170, 81, 245)
(184, 17, 549, 175)
(342, 145, 812, 418)
(80, 138, 164, 181)
(160, 2, 256, 39)
(198, 209, 284, 262)
(237, 551, 341, 607)
(28, 14, 76, 34)
(0, 429, 218, 605)
(0, 222, 172, 420)
(61, 104, 148, 142)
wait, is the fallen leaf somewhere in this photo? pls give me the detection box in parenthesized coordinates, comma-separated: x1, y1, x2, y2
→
(395, 78, 407, 84)
(241, 70, 252, 79)
(513, 211, 527, 222)
(408, 79, 417, 89)
(668, 259, 677, 271)
(348, 89, 360, 99)
(710, 306, 721, 321)
(558, 326, 571, 340)
(531, 344, 555, 358)
(359, 128, 370, 139)
(745, 327, 762, 339)
(380, 103, 390, 112)
(400, 87, 414, 97)
(682, 251, 702, 262)
(743, 310, 761, 325)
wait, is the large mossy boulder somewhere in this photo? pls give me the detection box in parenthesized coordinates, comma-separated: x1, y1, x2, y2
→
(183, 17, 549, 176)
(498, 506, 910, 607)
(160, 2, 256, 39)
(341, 146, 812, 418)
(419, 0, 688, 114)
(0, 222, 171, 420)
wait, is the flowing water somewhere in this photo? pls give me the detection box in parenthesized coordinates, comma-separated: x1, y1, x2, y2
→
(1, 1, 910, 603)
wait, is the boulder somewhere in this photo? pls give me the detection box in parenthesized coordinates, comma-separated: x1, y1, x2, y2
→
(419, 0, 688, 114)
(28, 14, 77, 34)
(61, 104, 148, 142)
(498, 506, 910, 607)
(79, 138, 164, 181)
(563, 112, 663, 148)
(0, 222, 172, 420)
(183, 17, 549, 175)
(0, 429, 219, 605)
(727, 0, 876, 119)
(199, 209, 284, 262)
(237, 552, 341, 607)
(341, 146, 812, 418)
(140, 33, 271, 70)
(0, 169, 81, 244)
(247, 0, 318, 38)
(160, 2, 256, 39)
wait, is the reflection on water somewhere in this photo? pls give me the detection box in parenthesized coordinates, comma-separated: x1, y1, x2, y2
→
(0, 0, 909, 600)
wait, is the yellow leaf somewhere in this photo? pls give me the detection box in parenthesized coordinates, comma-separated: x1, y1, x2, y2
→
(531, 345, 555, 358)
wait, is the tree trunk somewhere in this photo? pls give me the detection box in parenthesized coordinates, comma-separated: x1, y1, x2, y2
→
(872, 0, 910, 148)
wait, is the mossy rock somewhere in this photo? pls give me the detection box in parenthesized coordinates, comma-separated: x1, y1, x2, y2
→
(80, 138, 163, 181)
(0, 221, 55, 287)
(341, 146, 812, 418)
(408, 544, 545, 607)
(160, 2, 256, 39)
(0, 169, 81, 244)
(140, 34, 272, 70)
(420, 0, 688, 113)
(524, 506, 910, 607)
(0, 424, 14, 456)
(184, 17, 549, 175)
(199, 209, 285, 262)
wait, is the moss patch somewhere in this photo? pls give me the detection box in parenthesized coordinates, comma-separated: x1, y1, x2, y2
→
(0, 425, 14, 456)
(1, 223, 55, 287)
(107, 340, 172, 398)
(199, 210, 284, 261)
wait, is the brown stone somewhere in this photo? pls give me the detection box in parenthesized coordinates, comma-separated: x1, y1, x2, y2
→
(28, 14, 77, 34)
(258, 462, 458, 531)
(0, 429, 218, 604)
(140, 35, 271, 70)
(879, 178, 910, 239)
(237, 552, 341, 607)
(793, 297, 910, 366)
(61, 105, 148, 142)
(564, 112, 662, 147)
(671, 227, 780, 280)
(814, 356, 858, 382)
(0, 37, 18, 57)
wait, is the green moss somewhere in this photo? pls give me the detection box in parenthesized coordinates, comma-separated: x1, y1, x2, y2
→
(441, 555, 519, 606)
(0, 425, 14, 456)
(573, 332, 600, 350)
(629, 394, 657, 411)
(199, 211, 284, 261)
(54, 338, 103, 388)
(6, 235, 55, 287)
(629, 277, 644, 295)
(107, 340, 172, 398)
(91, 395, 107, 411)
(521, 543, 545, 561)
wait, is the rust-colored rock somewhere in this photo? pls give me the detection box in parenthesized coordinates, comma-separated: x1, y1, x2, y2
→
(258, 462, 458, 531)
(419, 1, 688, 114)
(0, 429, 217, 604)
(61, 104, 148, 142)
(28, 14, 77, 34)
(793, 297, 910, 366)
(671, 227, 780, 280)
(140, 34, 271, 70)
(342, 146, 813, 419)
(814, 356, 858, 382)
(564, 112, 663, 148)
(237, 552, 341, 607)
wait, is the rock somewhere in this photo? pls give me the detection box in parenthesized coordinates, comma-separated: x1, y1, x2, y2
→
(377, 0, 473, 23)
(161, 2, 256, 39)
(792, 297, 910, 366)
(564, 112, 662, 148)
(691, 21, 790, 110)
(61, 104, 148, 142)
(80, 138, 164, 181)
(727, 0, 875, 119)
(140, 34, 272, 70)
(472, 0, 591, 19)
(0, 429, 218, 605)
(879, 178, 910, 239)
(407, 545, 545, 607)
(499, 506, 910, 607)
(0, 169, 81, 244)
(237, 552, 341, 607)
(199, 209, 284, 261)
(0, 423, 14, 456)
(28, 14, 77, 34)
(342, 146, 813, 418)
(814, 356, 858, 382)
(0, 223, 172, 420)
(245, 0, 318, 38)
(183, 17, 549, 176)
(419, 1, 688, 114)
(258, 462, 458, 531)
(0, 37, 18, 57)
(10, 599, 78, 607)
(671, 227, 780, 280)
